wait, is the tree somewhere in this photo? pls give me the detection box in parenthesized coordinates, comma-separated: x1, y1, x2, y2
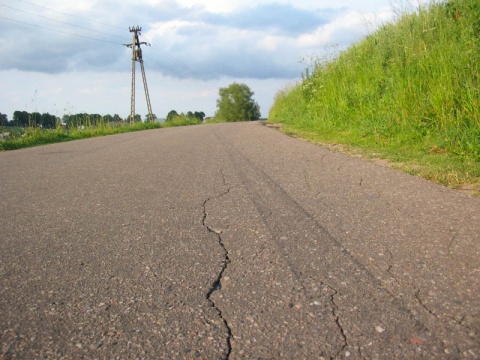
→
(40, 113, 56, 128)
(103, 114, 114, 123)
(166, 110, 178, 122)
(145, 113, 157, 122)
(30, 112, 41, 127)
(91, 114, 102, 125)
(13, 111, 29, 127)
(215, 82, 261, 122)
(193, 111, 205, 122)
(0, 113, 7, 126)
(127, 114, 141, 123)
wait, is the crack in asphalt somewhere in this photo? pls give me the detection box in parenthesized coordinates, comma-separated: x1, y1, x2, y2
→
(415, 289, 438, 318)
(202, 178, 234, 359)
(386, 265, 401, 286)
(212, 126, 448, 357)
(204, 224, 233, 359)
(447, 232, 459, 260)
(325, 284, 348, 358)
(304, 173, 312, 191)
(413, 253, 475, 333)
(220, 169, 228, 188)
(414, 288, 473, 333)
(384, 247, 402, 286)
(381, 216, 476, 335)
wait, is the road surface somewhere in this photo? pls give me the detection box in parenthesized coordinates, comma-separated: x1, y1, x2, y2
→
(1, 122, 479, 359)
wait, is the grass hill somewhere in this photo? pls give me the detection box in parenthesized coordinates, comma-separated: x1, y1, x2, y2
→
(268, 0, 479, 192)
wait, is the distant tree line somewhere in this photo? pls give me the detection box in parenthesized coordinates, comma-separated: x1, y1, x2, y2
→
(166, 110, 205, 122)
(62, 113, 126, 127)
(0, 113, 8, 127)
(0, 111, 153, 129)
(125, 114, 158, 123)
(165, 83, 260, 123)
(0, 111, 58, 128)
(1, 82, 260, 129)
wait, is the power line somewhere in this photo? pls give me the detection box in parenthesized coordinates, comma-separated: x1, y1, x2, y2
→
(1, 11, 210, 83)
(2, 4, 215, 82)
(0, 3, 125, 41)
(0, 15, 122, 45)
(1, 2, 221, 91)
(142, 53, 219, 94)
(149, 44, 213, 82)
(3, 0, 217, 83)
(9, 0, 124, 30)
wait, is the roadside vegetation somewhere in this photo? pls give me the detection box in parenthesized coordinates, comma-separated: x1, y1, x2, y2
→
(0, 82, 261, 151)
(269, 0, 479, 192)
(0, 121, 162, 151)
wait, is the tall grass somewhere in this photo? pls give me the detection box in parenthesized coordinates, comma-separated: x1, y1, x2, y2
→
(162, 114, 203, 128)
(269, 0, 479, 187)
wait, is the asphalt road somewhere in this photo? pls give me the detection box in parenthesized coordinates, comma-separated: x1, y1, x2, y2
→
(1, 121, 479, 359)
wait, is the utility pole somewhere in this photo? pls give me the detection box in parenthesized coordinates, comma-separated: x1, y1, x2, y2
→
(125, 26, 154, 124)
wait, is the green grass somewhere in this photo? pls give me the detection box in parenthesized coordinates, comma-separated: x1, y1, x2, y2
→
(162, 115, 203, 128)
(0, 119, 200, 151)
(269, 0, 480, 192)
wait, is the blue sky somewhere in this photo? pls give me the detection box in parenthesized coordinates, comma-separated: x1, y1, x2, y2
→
(0, 0, 397, 120)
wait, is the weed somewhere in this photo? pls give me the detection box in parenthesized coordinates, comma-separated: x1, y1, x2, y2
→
(0, 118, 199, 151)
(269, 0, 480, 189)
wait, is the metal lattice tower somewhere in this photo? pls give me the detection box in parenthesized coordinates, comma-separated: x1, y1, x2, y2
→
(125, 26, 154, 124)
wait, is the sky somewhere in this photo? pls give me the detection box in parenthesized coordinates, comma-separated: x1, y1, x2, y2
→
(0, 0, 399, 120)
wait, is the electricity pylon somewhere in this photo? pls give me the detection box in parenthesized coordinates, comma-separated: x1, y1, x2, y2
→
(125, 26, 154, 123)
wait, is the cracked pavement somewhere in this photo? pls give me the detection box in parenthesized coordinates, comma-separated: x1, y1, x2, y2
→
(1, 121, 479, 358)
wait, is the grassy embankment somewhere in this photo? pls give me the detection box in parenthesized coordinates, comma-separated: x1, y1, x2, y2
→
(0, 116, 202, 151)
(268, 0, 479, 192)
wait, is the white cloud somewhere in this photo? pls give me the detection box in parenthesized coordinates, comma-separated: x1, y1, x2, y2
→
(298, 6, 394, 48)
(0, 0, 398, 120)
(175, 0, 244, 13)
(257, 35, 284, 52)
